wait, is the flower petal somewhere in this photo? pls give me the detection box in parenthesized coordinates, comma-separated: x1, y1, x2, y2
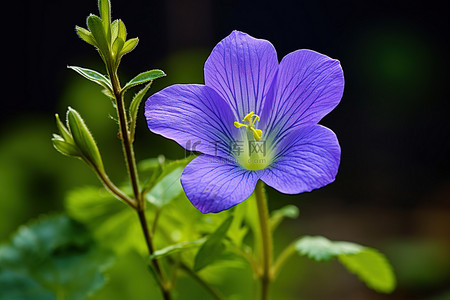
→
(204, 30, 278, 120)
(181, 154, 262, 213)
(261, 125, 340, 194)
(145, 84, 237, 158)
(264, 50, 344, 142)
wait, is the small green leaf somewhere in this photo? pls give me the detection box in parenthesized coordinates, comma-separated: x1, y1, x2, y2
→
(52, 135, 81, 157)
(295, 236, 396, 293)
(55, 113, 74, 142)
(295, 236, 363, 262)
(66, 107, 104, 172)
(76, 26, 96, 46)
(112, 36, 125, 59)
(87, 14, 110, 59)
(146, 167, 184, 208)
(117, 19, 127, 41)
(68, 65, 112, 90)
(123, 69, 166, 92)
(119, 37, 139, 56)
(270, 204, 299, 232)
(0, 214, 115, 300)
(128, 82, 152, 141)
(149, 238, 206, 260)
(339, 248, 396, 293)
(98, 0, 111, 39)
(194, 216, 233, 272)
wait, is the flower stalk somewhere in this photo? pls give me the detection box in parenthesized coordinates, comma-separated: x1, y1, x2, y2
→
(255, 180, 273, 300)
(107, 64, 172, 300)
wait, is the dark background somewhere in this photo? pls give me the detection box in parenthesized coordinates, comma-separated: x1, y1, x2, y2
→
(2, 0, 450, 299)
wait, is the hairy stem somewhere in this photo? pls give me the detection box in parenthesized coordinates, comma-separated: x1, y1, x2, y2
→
(255, 180, 272, 300)
(108, 66, 171, 300)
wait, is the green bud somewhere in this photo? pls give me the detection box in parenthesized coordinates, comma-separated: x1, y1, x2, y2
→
(66, 107, 104, 172)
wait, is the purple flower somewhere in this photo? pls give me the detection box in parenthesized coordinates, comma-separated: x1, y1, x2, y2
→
(145, 31, 344, 213)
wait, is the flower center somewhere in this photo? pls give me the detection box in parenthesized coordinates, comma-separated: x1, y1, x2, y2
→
(233, 112, 271, 171)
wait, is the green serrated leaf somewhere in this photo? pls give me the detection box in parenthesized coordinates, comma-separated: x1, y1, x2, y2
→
(295, 236, 363, 262)
(66, 107, 104, 172)
(119, 37, 139, 56)
(149, 238, 206, 260)
(270, 204, 299, 232)
(123, 69, 166, 92)
(338, 248, 396, 293)
(68, 65, 112, 90)
(87, 14, 110, 59)
(128, 82, 152, 141)
(146, 167, 184, 208)
(76, 26, 96, 46)
(194, 216, 233, 272)
(0, 214, 115, 300)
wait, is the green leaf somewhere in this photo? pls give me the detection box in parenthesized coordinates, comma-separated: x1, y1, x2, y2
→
(98, 0, 111, 40)
(339, 248, 396, 293)
(66, 107, 104, 172)
(65, 186, 145, 254)
(119, 37, 139, 56)
(52, 135, 81, 157)
(194, 216, 233, 272)
(112, 37, 125, 60)
(122, 69, 166, 92)
(128, 82, 152, 141)
(149, 238, 206, 260)
(270, 204, 299, 232)
(55, 113, 74, 142)
(295, 236, 363, 262)
(87, 14, 110, 59)
(295, 236, 396, 293)
(146, 167, 184, 208)
(76, 26, 96, 46)
(0, 214, 115, 300)
(68, 65, 112, 90)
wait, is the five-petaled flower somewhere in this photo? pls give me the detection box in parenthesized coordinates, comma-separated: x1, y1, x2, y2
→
(145, 31, 344, 213)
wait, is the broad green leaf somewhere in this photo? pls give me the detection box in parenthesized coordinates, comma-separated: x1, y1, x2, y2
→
(146, 167, 184, 208)
(66, 107, 104, 172)
(52, 135, 81, 157)
(339, 248, 396, 293)
(149, 238, 206, 260)
(122, 69, 166, 92)
(87, 14, 110, 58)
(75, 26, 96, 46)
(68, 65, 112, 90)
(119, 37, 139, 56)
(0, 214, 115, 300)
(65, 186, 145, 254)
(128, 82, 152, 141)
(295, 236, 396, 293)
(270, 204, 299, 232)
(142, 155, 193, 195)
(194, 216, 233, 272)
(295, 236, 363, 262)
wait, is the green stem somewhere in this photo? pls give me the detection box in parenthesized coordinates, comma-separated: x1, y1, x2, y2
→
(107, 65, 171, 300)
(272, 241, 296, 279)
(255, 180, 272, 300)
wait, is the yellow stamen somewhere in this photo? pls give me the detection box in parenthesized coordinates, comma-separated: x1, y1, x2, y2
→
(250, 127, 263, 141)
(234, 121, 248, 128)
(234, 112, 263, 141)
(243, 111, 254, 122)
